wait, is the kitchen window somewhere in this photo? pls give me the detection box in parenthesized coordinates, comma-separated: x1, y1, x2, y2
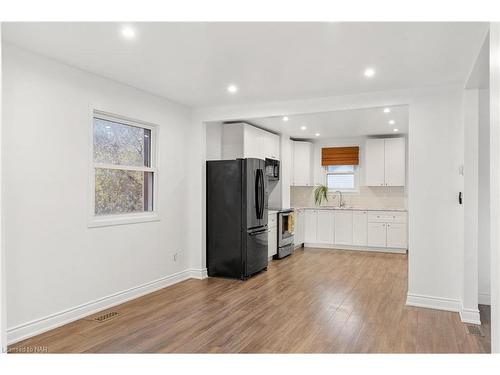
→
(325, 165, 358, 192)
(89, 111, 158, 227)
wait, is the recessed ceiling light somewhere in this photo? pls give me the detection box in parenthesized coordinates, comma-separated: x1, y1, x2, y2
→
(300, 126, 307, 130)
(283, 116, 289, 122)
(389, 120, 395, 125)
(364, 68, 375, 78)
(227, 84, 238, 94)
(383, 108, 391, 113)
(121, 26, 136, 39)
(315, 133, 320, 137)
(393, 128, 399, 132)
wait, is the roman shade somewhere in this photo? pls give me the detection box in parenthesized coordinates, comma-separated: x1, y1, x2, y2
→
(321, 146, 359, 166)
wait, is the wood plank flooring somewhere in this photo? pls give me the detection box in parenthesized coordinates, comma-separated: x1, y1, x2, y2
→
(8, 248, 491, 353)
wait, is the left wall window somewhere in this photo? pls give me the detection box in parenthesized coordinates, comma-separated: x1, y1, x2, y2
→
(90, 111, 157, 226)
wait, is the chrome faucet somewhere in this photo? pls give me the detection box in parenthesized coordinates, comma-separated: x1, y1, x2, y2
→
(335, 190, 345, 208)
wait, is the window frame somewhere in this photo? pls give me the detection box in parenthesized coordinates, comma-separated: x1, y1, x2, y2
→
(88, 109, 160, 228)
(325, 165, 360, 193)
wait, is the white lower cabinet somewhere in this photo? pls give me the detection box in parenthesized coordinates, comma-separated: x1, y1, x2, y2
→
(334, 210, 352, 245)
(268, 211, 278, 258)
(316, 210, 334, 244)
(352, 211, 368, 246)
(386, 223, 407, 248)
(294, 209, 305, 247)
(304, 209, 317, 243)
(268, 226, 277, 258)
(302, 208, 407, 252)
(367, 222, 387, 247)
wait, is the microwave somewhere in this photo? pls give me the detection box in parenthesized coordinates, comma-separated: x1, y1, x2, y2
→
(265, 158, 280, 181)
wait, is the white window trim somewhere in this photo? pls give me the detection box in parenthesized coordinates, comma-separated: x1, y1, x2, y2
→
(88, 109, 160, 228)
(325, 165, 360, 194)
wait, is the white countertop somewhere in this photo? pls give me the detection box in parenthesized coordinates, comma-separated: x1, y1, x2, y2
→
(292, 206, 407, 212)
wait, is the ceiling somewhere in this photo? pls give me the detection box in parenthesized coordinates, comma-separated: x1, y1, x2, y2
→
(2, 22, 488, 108)
(238, 105, 409, 139)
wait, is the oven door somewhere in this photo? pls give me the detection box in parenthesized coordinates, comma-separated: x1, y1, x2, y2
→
(278, 212, 294, 246)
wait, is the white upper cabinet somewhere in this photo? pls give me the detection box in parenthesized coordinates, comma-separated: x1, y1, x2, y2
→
(365, 137, 405, 186)
(384, 138, 406, 186)
(291, 140, 313, 186)
(365, 139, 386, 186)
(222, 123, 280, 160)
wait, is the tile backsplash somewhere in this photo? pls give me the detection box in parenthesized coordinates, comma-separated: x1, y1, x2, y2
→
(290, 186, 406, 209)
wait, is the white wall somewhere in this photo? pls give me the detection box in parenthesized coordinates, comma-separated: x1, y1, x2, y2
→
(478, 87, 491, 305)
(462, 89, 480, 323)
(205, 122, 222, 161)
(489, 22, 500, 354)
(2, 45, 195, 343)
(190, 85, 466, 314)
(0, 23, 6, 353)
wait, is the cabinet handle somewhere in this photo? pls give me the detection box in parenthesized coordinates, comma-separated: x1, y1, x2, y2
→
(387, 224, 391, 227)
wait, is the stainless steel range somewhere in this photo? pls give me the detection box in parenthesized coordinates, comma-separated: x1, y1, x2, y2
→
(274, 209, 295, 259)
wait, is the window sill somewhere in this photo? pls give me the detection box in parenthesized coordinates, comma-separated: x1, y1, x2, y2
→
(88, 212, 160, 228)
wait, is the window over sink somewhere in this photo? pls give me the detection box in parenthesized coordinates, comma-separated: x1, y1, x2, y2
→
(325, 165, 358, 192)
(89, 110, 159, 227)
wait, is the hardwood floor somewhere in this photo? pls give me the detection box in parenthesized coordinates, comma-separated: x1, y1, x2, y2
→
(8, 248, 491, 353)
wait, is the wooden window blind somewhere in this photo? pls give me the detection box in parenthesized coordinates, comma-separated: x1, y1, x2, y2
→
(321, 146, 359, 166)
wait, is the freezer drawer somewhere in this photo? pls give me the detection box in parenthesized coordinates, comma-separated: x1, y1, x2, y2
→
(246, 228, 268, 277)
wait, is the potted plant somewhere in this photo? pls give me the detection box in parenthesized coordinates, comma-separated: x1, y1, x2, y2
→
(313, 184, 329, 206)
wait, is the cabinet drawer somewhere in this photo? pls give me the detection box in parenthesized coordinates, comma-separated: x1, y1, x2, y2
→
(367, 211, 406, 223)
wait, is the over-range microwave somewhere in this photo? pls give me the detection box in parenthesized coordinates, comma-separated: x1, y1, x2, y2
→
(265, 158, 280, 181)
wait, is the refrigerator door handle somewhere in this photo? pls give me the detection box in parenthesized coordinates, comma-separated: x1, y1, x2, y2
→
(255, 169, 261, 220)
(258, 169, 265, 219)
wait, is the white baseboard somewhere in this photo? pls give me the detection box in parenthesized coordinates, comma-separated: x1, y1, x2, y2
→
(305, 243, 407, 254)
(7, 268, 204, 345)
(478, 293, 491, 305)
(460, 305, 481, 325)
(189, 268, 208, 279)
(406, 293, 462, 312)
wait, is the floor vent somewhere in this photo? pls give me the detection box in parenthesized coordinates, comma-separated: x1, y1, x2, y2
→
(466, 324, 484, 336)
(87, 311, 121, 323)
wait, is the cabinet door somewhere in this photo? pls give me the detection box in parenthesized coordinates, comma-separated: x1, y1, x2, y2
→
(268, 226, 278, 257)
(243, 125, 259, 159)
(294, 210, 304, 246)
(384, 138, 405, 186)
(367, 222, 387, 247)
(365, 139, 386, 186)
(316, 210, 334, 244)
(269, 133, 280, 160)
(292, 141, 312, 186)
(304, 209, 317, 243)
(386, 223, 407, 248)
(334, 210, 353, 245)
(352, 211, 368, 246)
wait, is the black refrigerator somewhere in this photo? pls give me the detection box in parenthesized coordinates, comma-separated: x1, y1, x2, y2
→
(206, 158, 268, 280)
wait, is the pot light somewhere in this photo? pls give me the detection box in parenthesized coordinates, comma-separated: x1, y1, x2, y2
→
(315, 133, 320, 137)
(283, 116, 289, 122)
(300, 126, 307, 130)
(227, 84, 238, 94)
(383, 108, 391, 113)
(393, 128, 399, 132)
(364, 68, 375, 78)
(389, 120, 395, 125)
(121, 26, 136, 39)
